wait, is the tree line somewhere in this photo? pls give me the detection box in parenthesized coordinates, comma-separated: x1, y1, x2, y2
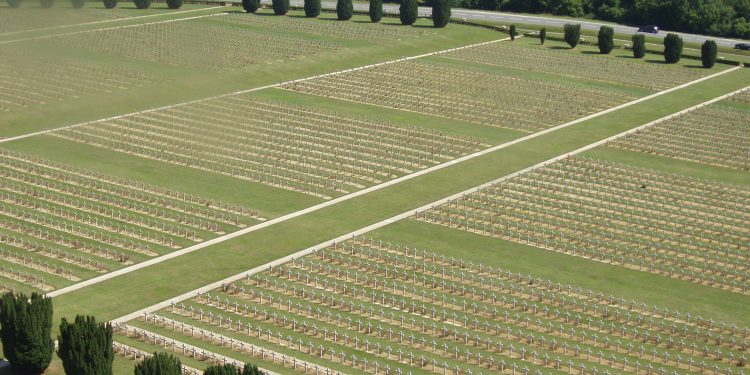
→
(448, 0, 750, 39)
(0, 292, 265, 375)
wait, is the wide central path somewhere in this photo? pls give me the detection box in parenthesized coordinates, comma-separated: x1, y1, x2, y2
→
(48, 63, 750, 323)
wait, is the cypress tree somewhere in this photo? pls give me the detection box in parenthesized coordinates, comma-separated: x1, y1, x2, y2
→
(166, 0, 182, 9)
(272, 0, 289, 15)
(242, 363, 263, 375)
(7, 0, 22, 8)
(563, 23, 581, 48)
(598, 26, 614, 54)
(133, 0, 150, 9)
(701, 40, 717, 68)
(58, 316, 114, 375)
(509, 24, 516, 40)
(39, 0, 53, 8)
(540, 27, 546, 45)
(369, 0, 382, 22)
(304, 0, 320, 17)
(399, 0, 417, 25)
(71, 0, 85, 8)
(134, 352, 182, 375)
(242, 0, 259, 13)
(663, 33, 683, 63)
(0, 293, 54, 375)
(102, 0, 117, 8)
(431, 0, 450, 28)
(204, 364, 241, 375)
(632, 33, 645, 58)
(336, 0, 353, 20)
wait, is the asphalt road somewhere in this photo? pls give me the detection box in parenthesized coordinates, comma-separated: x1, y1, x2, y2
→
(255, 0, 748, 48)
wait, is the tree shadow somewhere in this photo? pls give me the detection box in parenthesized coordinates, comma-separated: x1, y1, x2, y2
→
(645, 59, 668, 64)
(580, 50, 600, 55)
(547, 46, 569, 50)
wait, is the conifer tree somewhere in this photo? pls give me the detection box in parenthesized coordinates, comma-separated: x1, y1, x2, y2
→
(564, 23, 581, 48)
(701, 39, 717, 68)
(272, 0, 289, 15)
(304, 0, 320, 17)
(598, 25, 614, 54)
(0, 293, 54, 375)
(663, 33, 683, 63)
(632, 33, 646, 58)
(58, 316, 114, 375)
(431, 0, 450, 28)
(336, 0, 353, 20)
(133, 0, 150, 9)
(204, 364, 241, 375)
(509, 24, 516, 40)
(242, 0, 260, 13)
(166, 0, 182, 9)
(399, 0, 417, 25)
(134, 352, 182, 375)
(369, 0, 382, 22)
(71, 0, 85, 9)
(103, 0, 117, 8)
(540, 27, 546, 45)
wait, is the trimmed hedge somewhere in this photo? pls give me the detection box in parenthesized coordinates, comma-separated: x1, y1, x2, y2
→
(509, 24, 516, 40)
(369, 0, 382, 22)
(304, 0, 320, 17)
(134, 352, 181, 375)
(399, 0, 417, 25)
(272, 0, 289, 15)
(103, 0, 117, 8)
(597, 26, 614, 54)
(242, 0, 259, 12)
(336, 0, 353, 20)
(632, 33, 645, 58)
(166, 0, 182, 8)
(431, 0, 450, 28)
(133, 0, 151, 9)
(563, 23, 581, 48)
(701, 40, 717, 68)
(540, 27, 546, 45)
(663, 33, 683, 63)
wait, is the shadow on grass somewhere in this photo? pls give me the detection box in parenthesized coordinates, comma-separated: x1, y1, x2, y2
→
(548, 45, 570, 50)
(580, 50, 601, 55)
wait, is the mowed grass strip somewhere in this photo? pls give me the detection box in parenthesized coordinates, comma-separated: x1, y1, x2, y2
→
(49, 67, 750, 326)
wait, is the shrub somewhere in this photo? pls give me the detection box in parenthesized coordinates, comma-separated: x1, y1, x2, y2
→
(39, 0, 53, 8)
(399, 0, 417, 25)
(540, 27, 546, 45)
(242, 0, 260, 13)
(71, 0, 84, 8)
(134, 352, 181, 375)
(304, 0, 320, 17)
(7, 0, 22, 8)
(563, 23, 581, 48)
(204, 364, 241, 375)
(369, 0, 382, 22)
(336, 0, 353, 20)
(632, 33, 645, 58)
(701, 40, 717, 68)
(663, 33, 683, 63)
(243, 364, 263, 375)
(0, 293, 54, 375)
(509, 24, 516, 40)
(272, 0, 289, 15)
(597, 25, 614, 54)
(431, 0, 450, 28)
(58, 316, 113, 375)
(166, 0, 181, 9)
(102, 0, 117, 8)
(133, 0, 150, 9)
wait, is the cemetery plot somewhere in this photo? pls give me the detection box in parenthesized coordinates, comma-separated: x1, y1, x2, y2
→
(116, 238, 749, 375)
(730, 90, 750, 105)
(221, 12, 434, 44)
(57, 14, 345, 71)
(282, 59, 636, 133)
(0, 45, 158, 112)
(0, 8, 130, 34)
(0, 149, 261, 292)
(53, 96, 486, 199)
(608, 101, 750, 171)
(441, 42, 711, 91)
(417, 156, 750, 295)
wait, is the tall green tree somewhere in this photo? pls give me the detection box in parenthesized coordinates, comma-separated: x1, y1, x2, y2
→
(304, 0, 320, 17)
(563, 23, 581, 48)
(102, 0, 117, 8)
(663, 32, 683, 63)
(204, 364, 241, 375)
(631, 33, 646, 58)
(432, 0, 451, 28)
(399, 0, 418, 25)
(58, 316, 114, 375)
(166, 0, 182, 9)
(0, 293, 54, 375)
(369, 0, 382, 22)
(597, 25, 614, 54)
(71, 0, 84, 8)
(242, 0, 260, 12)
(701, 39, 717, 68)
(509, 24, 516, 40)
(133, 0, 150, 9)
(7, 0, 22, 8)
(272, 0, 289, 15)
(540, 27, 546, 44)
(242, 363, 263, 375)
(337, 0, 353, 20)
(134, 352, 181, 375)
